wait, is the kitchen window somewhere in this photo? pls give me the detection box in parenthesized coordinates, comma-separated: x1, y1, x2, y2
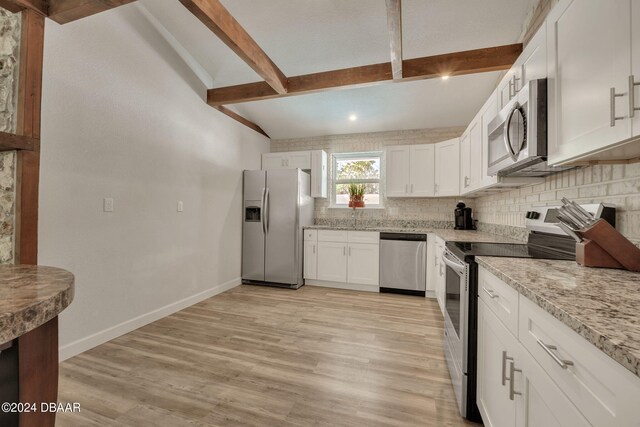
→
(331, 152, 383, 207)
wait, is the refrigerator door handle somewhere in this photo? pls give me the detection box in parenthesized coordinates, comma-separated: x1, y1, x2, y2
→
(260, 187, 266, 234)
(265, 187, 270, 233)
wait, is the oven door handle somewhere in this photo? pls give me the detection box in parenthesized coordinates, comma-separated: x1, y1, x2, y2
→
(442, 251, 466, 275)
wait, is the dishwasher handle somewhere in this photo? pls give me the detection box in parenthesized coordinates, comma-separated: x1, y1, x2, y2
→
(380, 232, 427, 242)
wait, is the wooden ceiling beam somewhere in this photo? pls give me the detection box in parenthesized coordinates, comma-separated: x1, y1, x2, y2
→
(207, 43, 522, 106)
(47, 0, 137, 25)
(179, 0, 288, 95)
(0, 131, 38, 151)
(0, 0, 47, 15)
(213, 106, 270, 138)
(385, 0, 403, 79)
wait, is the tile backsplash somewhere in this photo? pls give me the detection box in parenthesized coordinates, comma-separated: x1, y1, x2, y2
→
(272, 128, 640, 244)
(271, 127, 473, 227)
(475, 164, 640, 244)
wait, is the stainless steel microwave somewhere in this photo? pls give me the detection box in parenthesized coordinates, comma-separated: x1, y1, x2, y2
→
(487, 79, 573, 177)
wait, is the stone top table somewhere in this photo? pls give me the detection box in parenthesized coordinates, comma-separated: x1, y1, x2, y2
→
(0, 265, 74, 344)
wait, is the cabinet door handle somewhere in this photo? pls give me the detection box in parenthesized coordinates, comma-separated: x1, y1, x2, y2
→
(610, 87, 627, 126)
(434, 183, 439, 194)
(509, 361, 522, 401)
(464, 176, 470, 188)
(483, 287, 498, 299)
(343, 246, 346, 256)
(410, 183, 414, 193)
(537, 339, 574, 369)
(313, 244, 316, 254)
(348, 247, 351, 256)
(630, 75, 640, 118)
(502, 351, 513, 386)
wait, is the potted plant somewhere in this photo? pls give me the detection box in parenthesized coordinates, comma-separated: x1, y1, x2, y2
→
(348, 183, 366, 208)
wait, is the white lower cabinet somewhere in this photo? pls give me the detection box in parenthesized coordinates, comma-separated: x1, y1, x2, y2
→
(304, 230, 379, 291)
(477, 300, 520, 427)
(346, 243, 379, 286)
(433, 235, 446, 314)
(303, 240, 317, 280)
(477, 299, 588, 427)
(478, 266, 640, 427)
(316, 241, 348, 283)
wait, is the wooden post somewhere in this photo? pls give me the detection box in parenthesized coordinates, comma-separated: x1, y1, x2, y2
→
(14, 8, 58, 427)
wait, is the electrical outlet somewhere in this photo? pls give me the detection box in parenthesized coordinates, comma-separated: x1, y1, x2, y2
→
(103, 198, 114, 212)
(177, 201, 184, 212)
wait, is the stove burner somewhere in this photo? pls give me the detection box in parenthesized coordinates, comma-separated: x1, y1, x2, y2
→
(447, 241, 575, 262)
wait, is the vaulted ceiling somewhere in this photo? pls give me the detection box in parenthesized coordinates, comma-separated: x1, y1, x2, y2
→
(138, 0, 535, 139)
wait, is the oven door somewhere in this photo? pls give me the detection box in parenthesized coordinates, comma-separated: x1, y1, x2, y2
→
(442, 248, 469, 416)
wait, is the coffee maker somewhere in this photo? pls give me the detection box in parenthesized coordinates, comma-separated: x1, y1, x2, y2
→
(454, 202, 476, 230)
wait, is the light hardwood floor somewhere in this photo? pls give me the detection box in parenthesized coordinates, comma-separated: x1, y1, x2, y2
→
(57, 285, 478, 427)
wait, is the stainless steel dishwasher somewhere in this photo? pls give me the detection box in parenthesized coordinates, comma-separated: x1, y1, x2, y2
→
(379, 233, 427, 296)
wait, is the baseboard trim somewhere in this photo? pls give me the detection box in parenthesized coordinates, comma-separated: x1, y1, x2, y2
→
(59, 277, 241, 361)
(305, 279, 379, 293)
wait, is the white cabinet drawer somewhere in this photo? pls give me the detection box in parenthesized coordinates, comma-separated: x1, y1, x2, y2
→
(478, 267, 519, 338)
(318, 230, 348, 243)
(304, 229, 317, 241)
(519, 296, 640, 426)
(347, 231, 379, 244)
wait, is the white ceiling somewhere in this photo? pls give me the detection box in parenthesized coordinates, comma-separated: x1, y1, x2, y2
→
(138, 0, 534, 139)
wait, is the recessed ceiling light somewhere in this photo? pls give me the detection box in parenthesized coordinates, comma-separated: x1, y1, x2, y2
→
(349, 114, 358, 121)
(441, 75, 450, 80)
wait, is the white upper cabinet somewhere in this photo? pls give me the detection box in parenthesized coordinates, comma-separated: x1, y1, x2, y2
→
(519, 24, 547, 87)
(386, 144, 436, 197)
(497, 67, 519, 111)
(262, 151, 312, 170)
(547, 0, 634, 165)
(460, 130, 471, 193)
(633, 1, 640, 138)
(434, 138, 460, 197)
(410, 144, 436, 196)
(386, 146, 412, 197)
(262, 153, 288, 170)
(311, 150, 327, 198)
(480, 91, 500, 188)
(262, 150, 327, 198)
(287, 152, 313, 170)
(469, 119, 483, 190)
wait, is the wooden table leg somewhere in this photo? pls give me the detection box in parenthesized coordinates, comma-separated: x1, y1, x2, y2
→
(18, 317, 58, 427)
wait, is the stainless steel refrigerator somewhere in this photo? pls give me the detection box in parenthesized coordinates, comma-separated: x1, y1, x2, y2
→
(242, 169, 314, 289)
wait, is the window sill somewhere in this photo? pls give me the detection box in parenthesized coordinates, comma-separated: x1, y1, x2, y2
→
(328, 206, 385, 210)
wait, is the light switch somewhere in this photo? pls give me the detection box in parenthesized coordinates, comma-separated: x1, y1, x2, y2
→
(103, 198, 114, 212)
(177, 201, 184, 212)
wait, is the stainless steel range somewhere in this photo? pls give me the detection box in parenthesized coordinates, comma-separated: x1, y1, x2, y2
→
(441, 203, 615, 422)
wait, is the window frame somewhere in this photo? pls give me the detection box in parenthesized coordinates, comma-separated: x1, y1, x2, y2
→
(330, 151, 384, 209)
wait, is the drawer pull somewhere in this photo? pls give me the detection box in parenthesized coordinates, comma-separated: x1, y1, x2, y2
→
(502, 351, 513, 386)
(483, 287, 498, 299)
(509, 361, 522, 401)
(537, 339, 574, 369)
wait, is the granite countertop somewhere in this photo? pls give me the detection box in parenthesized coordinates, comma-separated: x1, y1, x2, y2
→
(476, 257, 640, 378)
(0, 265, 74, 344)
(305, 225, 521, 244)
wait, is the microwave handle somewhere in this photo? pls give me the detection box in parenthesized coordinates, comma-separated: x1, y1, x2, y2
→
(503, 103, 523, 161)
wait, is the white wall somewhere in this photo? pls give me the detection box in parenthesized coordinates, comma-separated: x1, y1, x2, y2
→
(38, 5, 269, 360)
